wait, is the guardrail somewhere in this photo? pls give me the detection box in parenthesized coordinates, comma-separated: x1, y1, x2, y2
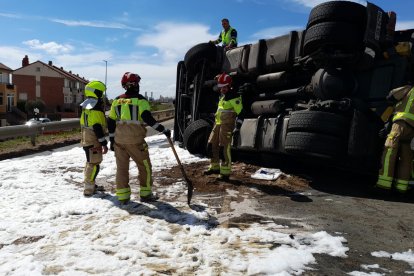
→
(0, 108, 175, 145)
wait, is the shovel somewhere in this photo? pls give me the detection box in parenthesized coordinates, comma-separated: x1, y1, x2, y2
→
(167, 136, 194, 205)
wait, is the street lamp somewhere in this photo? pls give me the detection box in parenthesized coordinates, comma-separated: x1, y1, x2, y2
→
(103, 60, 108, 88)
(103, 60, 108, 111)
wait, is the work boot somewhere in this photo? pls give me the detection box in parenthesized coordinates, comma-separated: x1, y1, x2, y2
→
(203, 168, 220, 175)
(119, 199, 130, 205)
(217, 174, 230, 181)
(140, 193, 159, 202)
(95, 185, 105, 192)
(83, 183, 95, 197)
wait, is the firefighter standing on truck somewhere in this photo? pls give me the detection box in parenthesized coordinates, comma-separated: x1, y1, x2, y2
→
(210, 18, 238, 51)
(376, 85, 414, 193)
(204, 73, 244, 181)
(80, 80, 108, 196)
(108, 72, 171, 204)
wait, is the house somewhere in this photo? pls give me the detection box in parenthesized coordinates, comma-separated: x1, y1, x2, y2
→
(13, 55, 88, 115)
(0, 63, 19, 126)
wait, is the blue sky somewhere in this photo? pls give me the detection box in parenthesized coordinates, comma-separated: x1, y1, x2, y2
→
(0, 0, 413, 99)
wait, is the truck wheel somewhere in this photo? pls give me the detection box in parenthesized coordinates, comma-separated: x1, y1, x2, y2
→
(303, 22, 364, 56)
(184, 43, 217, 75)
(307, 1, 366, 28)
(287, 111, 350, 138)
(183, 119, 212, 155)
(284, 132, 346, 158)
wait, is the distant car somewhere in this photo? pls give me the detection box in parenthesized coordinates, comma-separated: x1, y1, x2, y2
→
(25, 118, 51, 126)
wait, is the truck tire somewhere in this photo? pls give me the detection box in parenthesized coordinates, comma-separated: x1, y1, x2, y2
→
(287, 111, 350, 138)
(183, 119, 212, 155)
(284, 132, 346, 158)
(184, 43, 217, 75)
(307, 1, 366, 28)
(303, 22, 364, 56)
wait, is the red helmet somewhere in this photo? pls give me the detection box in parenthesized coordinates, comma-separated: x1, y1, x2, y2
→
(217, 73, 232, 88)
(121, 72, 141, 89)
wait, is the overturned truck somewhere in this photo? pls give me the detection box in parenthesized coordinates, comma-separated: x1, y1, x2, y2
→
(174, 1, 414, 174)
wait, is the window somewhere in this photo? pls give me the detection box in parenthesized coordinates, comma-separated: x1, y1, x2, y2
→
(36, 67, 40, 72)
(64, 79, 69, 88)
(0, 72, 2, 83)
(0, 92, 3, 105)
(64, 95, 69, 103)
(19, 93, 28, 100)
(76, 82, 80, 89)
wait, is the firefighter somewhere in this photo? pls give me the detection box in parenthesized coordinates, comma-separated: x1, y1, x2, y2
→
(204, 73, 244, 181)
(209, 18, 238, 51)
(80, 80, 108, 196)
(108, 72, 171, 204)
(376, 85, 414, 193)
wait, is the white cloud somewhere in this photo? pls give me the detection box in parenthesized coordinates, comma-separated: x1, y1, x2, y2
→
(136, 22, 215, 62)
(0, 46, 42, 69)
(290, 0, 366, 8)
(251, 25, 303, 39)
(23, 39, 73, 55)
(51, 19, 142, 31)
(0, 12, 21, 19)
(396, 21, 414, 30)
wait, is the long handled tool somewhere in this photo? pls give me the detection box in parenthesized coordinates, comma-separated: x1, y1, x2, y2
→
(167, 136, 193, 205)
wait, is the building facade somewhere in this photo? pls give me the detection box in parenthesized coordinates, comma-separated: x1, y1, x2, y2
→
(13, 55, 88, 114)
(0, 63, 18, 126)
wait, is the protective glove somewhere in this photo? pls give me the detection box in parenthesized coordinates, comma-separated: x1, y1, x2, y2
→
(163, 128, 171, 138)
(232, 128, 240, 136)
(386, 94, 398, 105)
(109, 137, 115, 151)
(411, 138, 414, 151)
(238, 83, 252, 95)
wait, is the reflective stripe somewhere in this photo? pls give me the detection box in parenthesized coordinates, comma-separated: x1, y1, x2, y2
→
(116, 187, 131, 200)
(152, 123, 160, 130)
(116, 120, 142, 125)
(396, 179, 409, 192)
(98, 137, 106, 142)
(140, 159, 152, 197)
(393, 112, 414, 122)
(89, 164, 99, 182)
(393, 89, 414, 122)
(220, 143, 232, 175)
(405, 89, 414, 113)
(381, 148, 393, 179)
(217, 108, 235, 113)
(132, 105, 138, 121)
(81, 126, 93, 130)
(376, 178, 392, 189)
(236, 118, 243, 124)
(209, 163, 220, 170)
(115, 105, 121, 118)
(109, 133, 115, 138)
(85, 86, 96, 93)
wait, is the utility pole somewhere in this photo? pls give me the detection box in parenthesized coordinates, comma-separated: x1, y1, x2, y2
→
(103, 60, 108, 88)
(103, 60, 108, 112)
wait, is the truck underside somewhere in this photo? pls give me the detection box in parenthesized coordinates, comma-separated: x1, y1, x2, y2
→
(174, 1, 414, 175)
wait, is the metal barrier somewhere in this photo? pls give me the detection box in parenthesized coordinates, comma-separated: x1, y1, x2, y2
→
(0, 109, 175, 145)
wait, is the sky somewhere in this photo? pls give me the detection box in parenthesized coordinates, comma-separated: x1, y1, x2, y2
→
(0, 0, 414, 100)
(0, 133, 414, 275)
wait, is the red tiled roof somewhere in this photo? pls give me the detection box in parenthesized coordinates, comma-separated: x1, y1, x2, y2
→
(14, 60, 88, 84)
(0, 63, 13, 71)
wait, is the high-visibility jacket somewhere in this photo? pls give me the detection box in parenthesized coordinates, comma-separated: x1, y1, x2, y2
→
(391, 85, 414, 128)
(108, 95, 151, 145)
(215, 91, 243, 125)
(80, 100, 107, 147)
(217, 27, 237, 47)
